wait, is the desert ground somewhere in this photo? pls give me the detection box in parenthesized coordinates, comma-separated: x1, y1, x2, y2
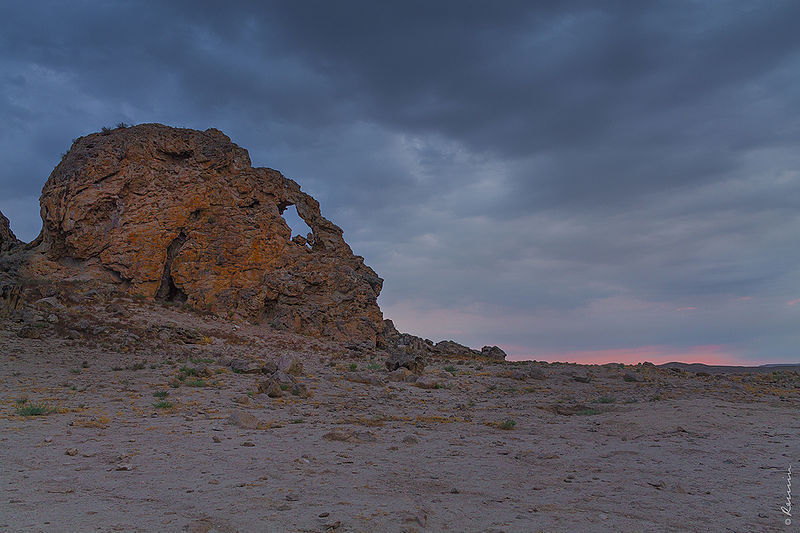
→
(1, 299, 797, 532)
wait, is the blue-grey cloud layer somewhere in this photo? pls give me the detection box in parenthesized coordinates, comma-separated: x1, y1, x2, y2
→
(2, 1, 799, 362)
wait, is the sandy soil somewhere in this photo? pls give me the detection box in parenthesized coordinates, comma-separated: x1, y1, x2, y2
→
(1, 301, 798, 532)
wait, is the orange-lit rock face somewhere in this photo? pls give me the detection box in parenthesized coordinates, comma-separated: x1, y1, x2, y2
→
(39, 124, 384, 345)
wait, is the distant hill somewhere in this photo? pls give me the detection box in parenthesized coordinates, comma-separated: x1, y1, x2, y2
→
(659, 361, 800, 374)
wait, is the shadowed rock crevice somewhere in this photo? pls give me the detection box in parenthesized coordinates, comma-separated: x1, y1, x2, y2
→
(155, 231, 188, 303)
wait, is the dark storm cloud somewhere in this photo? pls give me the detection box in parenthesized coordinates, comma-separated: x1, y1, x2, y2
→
(1, 1, 798, 363)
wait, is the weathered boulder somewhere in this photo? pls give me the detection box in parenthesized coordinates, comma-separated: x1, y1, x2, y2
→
(385, 351, 426, 374)
(481, 345, 507, 360)
(31, 124, 384, 345)
(434, 340, 479, 357)
(0, 211, 20, 253)
(258, 379, 283, 398)
(227, 358, 277, 375)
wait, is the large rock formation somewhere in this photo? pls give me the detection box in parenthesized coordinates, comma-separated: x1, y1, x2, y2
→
(0, 210, 20, 253)
(18, 124, 384, 345)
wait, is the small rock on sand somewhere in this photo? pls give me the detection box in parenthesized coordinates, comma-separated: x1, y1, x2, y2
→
(227, 410, 266, 429)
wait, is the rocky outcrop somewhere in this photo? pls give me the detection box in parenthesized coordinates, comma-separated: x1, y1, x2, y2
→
(1, 123, 508, 354)
(480, 346, 507, 360)
(378, 318, 507, 361)
(378, 319, 434, 354)
(0, 211, 20, 253)
(20, 123, 384, 346)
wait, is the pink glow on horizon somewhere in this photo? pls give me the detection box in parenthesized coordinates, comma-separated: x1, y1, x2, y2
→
(383, 300, 755, 366)
(675, 306, 696, 311)
(787, 298, 800, 306)
(506, 344, 750, 366)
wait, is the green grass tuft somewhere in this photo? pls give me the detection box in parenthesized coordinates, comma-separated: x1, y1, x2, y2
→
(592, 395, 617, 404)
(16, 402, 56, 416)
(499, 419, 516, 430)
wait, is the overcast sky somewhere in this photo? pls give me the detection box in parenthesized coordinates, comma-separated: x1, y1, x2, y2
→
(2, 1, 799, 364)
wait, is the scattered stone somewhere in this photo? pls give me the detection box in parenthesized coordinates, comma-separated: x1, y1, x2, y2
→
(322, 430, 376, 443)
(228, 358, 266, 374)
(64, 448, 78, 456)
(278, 355, 303, 376)
(227, 410, 266, 430)
(573, 374, 592, 383)
(623, 372, 642, 382)
(212, 436, 221, 443)
(258, 379, 283, 398)
(35, 296, 63, 310)
(272, 370, 297, 386)
(17, 326, 42, 339)
(323, 431, 351, 442)
(387, 368, 412, 382)
(290, 382, 310, 398)
(232, 395, 251, 405)
(385, 351, 426, 374)
(414, 376, 442, 389)
(401, 435, 419, 445)
(353, 431, 377, 443)
(240, 441, 255, 447)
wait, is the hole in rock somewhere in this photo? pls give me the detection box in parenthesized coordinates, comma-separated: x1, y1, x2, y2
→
(281, 205, 313, 244)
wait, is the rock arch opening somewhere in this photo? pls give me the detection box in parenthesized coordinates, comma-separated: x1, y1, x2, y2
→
(280, 204, 313, 246)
